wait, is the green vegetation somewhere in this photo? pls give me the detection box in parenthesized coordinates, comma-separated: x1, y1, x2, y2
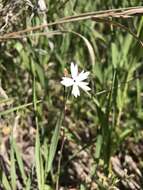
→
(0, 0, 143, 189)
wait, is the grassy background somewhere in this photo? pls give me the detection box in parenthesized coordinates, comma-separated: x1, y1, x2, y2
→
(0, 0, 143, 189)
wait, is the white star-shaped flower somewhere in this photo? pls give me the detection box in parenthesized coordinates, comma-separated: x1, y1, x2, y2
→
(61, 62, 91, 97)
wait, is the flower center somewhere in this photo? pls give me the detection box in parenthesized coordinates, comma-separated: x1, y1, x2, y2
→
(73, 79, 76, 82)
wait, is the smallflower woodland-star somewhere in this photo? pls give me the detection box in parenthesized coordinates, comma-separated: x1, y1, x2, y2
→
(61, 62, 91, 97)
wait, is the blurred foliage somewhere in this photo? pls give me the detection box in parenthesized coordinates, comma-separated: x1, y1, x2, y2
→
(0, 0, 143, 189)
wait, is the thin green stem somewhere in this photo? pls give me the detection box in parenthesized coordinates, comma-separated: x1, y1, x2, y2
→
(56, 130, 66, 190)
(56, 87, 68, 190)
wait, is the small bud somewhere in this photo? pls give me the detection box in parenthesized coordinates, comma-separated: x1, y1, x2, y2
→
(64, 68, 68, 77)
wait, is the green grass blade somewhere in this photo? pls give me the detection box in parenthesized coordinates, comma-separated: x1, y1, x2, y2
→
(35, 127, 42, 190)
(31, 58, 44, 189)
(95, 134, 103, 159)
(10, 140, 17, 190)
(13, 139, 27, 185)
(47, 112, 63, 173)
(0, 100, 42, 116)
(25, 177, 31, 190)
(1, 172, 11, 190)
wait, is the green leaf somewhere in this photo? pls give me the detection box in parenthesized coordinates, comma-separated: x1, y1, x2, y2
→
(10, 140, 17, 190)
(95, 134, 103, 159)
(47, 113, 63, 173)
(1, 172, 11, 190)
(13, 139, 27, 185)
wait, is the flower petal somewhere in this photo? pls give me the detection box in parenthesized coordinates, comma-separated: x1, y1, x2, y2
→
(78, 81, 91, 92)
(70, 62, 78, 79)
(77, 71, 90, 82)
(61, 77, 74, 87)
(72, 84, 80, 97)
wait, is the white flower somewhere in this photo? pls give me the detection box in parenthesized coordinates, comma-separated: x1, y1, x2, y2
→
(61, 62, 91, 97)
